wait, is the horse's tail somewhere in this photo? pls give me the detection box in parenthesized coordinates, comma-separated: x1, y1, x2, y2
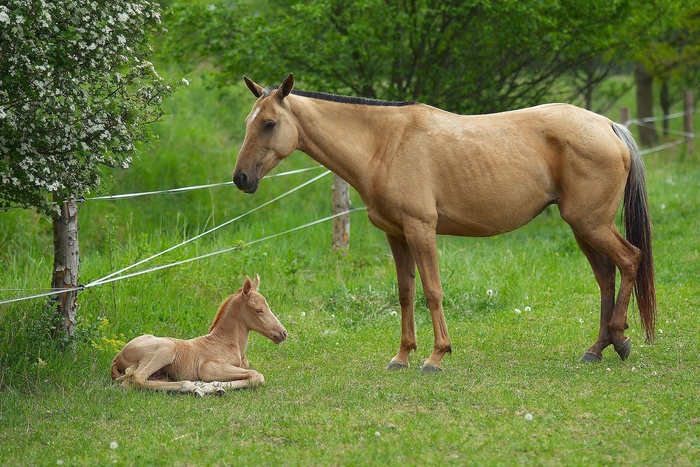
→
(613, 123, 657, 343)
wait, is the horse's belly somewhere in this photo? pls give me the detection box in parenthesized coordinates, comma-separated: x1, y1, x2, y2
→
(435, 191, 555, 237)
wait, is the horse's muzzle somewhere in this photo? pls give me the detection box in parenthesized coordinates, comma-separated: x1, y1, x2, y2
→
(272, 329, 287, 344)
(233, 171, 259, 194)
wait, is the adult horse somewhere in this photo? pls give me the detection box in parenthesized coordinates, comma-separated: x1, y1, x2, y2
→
(232, 74, 656, 372)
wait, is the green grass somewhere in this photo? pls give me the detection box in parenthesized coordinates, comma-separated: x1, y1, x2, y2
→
(1, 76, 699, 465)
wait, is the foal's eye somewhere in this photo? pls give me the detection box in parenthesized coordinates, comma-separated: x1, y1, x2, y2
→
(255, 309, 264, 315)
(264, 121, 276, 131)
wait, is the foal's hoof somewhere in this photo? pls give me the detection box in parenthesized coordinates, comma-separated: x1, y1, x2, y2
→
(420, 363, 443, 373)
(386, 359, 409, 370)
(579, 351, 603, 363)
(614, 338, 632, 360)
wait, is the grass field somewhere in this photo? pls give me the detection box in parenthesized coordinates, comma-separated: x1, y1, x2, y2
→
(1, 76, 699, 465)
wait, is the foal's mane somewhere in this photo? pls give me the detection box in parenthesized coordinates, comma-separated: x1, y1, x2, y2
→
(208, 289, 243, 332)
(262, 85, 416, 108)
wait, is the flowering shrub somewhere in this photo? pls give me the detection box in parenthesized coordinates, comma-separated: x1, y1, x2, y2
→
(0, 0, 182, 215)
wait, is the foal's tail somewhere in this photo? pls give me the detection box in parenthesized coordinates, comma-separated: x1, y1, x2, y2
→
(613, 123, 657, 343)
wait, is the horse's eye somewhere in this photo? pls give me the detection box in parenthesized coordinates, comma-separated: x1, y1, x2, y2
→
(264, 121, 276, 131)
(255, 309, 264, 314)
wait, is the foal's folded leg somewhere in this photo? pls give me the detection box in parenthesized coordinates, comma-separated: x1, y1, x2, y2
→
(199, 361, 266, 387)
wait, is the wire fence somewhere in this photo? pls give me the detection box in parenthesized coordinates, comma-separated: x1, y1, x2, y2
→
(0, 168, 361, 305)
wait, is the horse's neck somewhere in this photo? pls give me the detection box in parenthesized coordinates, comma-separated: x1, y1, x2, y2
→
(291, 96, 401, 193)
(208, 306, 249, 358)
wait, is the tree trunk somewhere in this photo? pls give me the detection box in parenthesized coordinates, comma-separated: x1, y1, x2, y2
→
(635, 63, 658, 146)
(51, 196, 80, 338)
(331, 174, 350, 251)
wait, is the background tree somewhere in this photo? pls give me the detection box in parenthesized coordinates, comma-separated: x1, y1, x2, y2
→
(0, 0, 182, 337)
(163, 0, 681, 116)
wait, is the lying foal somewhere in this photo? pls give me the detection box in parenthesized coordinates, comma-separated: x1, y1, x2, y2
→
(111, 275, 287, 396)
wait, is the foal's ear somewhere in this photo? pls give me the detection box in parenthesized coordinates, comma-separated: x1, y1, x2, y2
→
(242, 276, 253, 297)
(244, 76, 263, 98)
(278, 73, 294, 99)
(251, 274, 260, 291)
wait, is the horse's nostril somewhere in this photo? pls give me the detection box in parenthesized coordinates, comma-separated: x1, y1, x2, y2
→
(233, 171, 248, 188)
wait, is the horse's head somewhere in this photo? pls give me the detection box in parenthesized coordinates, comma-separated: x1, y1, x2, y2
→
(232, 74, 298, 194)
(239, 274, 287, 344)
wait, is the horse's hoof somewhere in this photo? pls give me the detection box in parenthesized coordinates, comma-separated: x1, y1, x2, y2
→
(420, 363, 443, 373)
(193, 388, 206, 398)
(215, 387, 226, 397)
(614, 338, 632, 360)
(579, 351, 603, 363)
(386, 360, 409, 370)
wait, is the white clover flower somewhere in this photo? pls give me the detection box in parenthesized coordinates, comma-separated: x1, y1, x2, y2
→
(524, 306, 531, 312)
(486, 289, 494, 297)
(109, 441, 118, 450)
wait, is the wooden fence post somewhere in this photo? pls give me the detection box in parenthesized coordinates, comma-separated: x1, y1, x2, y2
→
(331, 174, 350, 250)
(51, 196, 80, 338)
(620, 107, 631, 126)
(685, 90, 694, 158)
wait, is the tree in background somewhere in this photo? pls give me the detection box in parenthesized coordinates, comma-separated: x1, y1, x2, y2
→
(636, 4, 700, 142)
(163, 0, 675, 115)
(0, 0, 182, 337)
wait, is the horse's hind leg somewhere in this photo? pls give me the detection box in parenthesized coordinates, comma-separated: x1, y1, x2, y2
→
(573, 226, 642, 361)
(574, 234, 616, 361)
(386, 233, 418, 369)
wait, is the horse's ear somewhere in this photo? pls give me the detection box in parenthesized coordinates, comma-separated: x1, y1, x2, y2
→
(244, 76, 263, 98)
(251, 274, 260, 291)
(278, 73, 294, 99)
(242, 276, 252, 298)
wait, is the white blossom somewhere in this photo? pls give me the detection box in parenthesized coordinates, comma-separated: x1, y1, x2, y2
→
(0, 0, 183, 214)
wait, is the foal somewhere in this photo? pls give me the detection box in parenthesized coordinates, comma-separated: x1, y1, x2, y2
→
(111, 275, 287, 396)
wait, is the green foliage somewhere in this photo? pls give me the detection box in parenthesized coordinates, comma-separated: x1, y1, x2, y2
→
(162, 0, 692, 114)
(0, 0, 183, 215)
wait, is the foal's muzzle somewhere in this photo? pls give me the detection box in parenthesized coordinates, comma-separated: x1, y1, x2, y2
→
(233, 171, 259, 194)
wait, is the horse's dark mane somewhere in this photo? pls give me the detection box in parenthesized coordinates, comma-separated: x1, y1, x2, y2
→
(262, 85, 416, 107)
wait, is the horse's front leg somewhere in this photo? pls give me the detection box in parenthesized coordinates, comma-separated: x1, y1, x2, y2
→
(386, 233, 417, 369)
(198, 361, 265, 387)
(404, 220, 452, 372)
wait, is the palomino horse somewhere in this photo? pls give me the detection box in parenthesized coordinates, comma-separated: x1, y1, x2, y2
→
(233, 74, 656, 372)
(111, 275, 287, 395)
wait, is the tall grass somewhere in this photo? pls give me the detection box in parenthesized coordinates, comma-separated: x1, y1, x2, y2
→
(0, 76, 699, 465)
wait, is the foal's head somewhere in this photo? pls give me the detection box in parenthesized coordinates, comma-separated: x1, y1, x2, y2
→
(233, 74, 297, 194)
(212, 275, 287, 344)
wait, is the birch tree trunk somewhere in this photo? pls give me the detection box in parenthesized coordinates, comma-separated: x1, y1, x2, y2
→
(332, 174, 350, 251)
(51, 196, 80, 338)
